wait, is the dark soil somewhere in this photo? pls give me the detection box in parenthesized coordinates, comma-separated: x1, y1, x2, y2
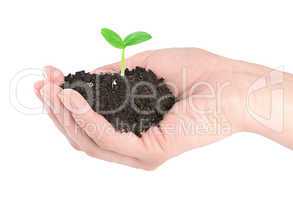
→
(61, 67, 175, 137)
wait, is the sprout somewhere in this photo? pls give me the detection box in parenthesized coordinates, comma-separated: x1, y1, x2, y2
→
(101, 28, 152, 76)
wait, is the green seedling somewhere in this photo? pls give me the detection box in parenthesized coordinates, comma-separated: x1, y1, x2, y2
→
(101, 28, 152, 76)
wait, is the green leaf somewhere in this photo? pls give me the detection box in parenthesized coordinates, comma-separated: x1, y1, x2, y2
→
(101, 28, 125, 49)
(123, 32, 152, 47)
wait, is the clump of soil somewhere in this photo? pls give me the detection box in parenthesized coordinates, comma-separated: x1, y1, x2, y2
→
(61, 67, 175, 137)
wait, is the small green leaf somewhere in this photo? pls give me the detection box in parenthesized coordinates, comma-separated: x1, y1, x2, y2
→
(101, 28, 125, 49)
(123, 32, 152, 47)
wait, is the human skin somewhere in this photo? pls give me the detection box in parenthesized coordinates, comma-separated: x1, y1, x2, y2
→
(34, 48, 293, 170)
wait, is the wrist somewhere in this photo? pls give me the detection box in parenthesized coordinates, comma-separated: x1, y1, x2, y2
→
(220, 59, 272, 134)
(233, 60, 283, 135)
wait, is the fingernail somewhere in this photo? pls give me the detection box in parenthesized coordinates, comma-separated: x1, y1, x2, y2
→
(58, 89, 78, 108)
(58, 89, 90, 114)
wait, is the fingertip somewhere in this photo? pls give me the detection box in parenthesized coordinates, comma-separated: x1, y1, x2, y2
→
(34, 80, 44, 93)
(34, 80, 44, 89)
(43, 65, 64, 83)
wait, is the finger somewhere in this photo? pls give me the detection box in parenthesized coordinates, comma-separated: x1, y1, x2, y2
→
(34, 80, 44, 94)
(58, 89, 146, 158)
(34, 80, 65, 134)
(81, 144, 145, 169)
(91, 50, 153, 74)
(38, 82, 81, 150)
(43, 65, 64, 84)
(40, 84, 144, 168)
(35, 79, 80, 150)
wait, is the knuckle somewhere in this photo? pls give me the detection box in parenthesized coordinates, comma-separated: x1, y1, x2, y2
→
(95, 131, 116, 150)
(152, 156, 166, 166)
(141, 163, 159, 171)
(139, 151, 167, 170)
(70, 143, 80, 151)
(146, 150, 167, 164)
(84, 149, 97, 158)
(97, 136, 111, 149)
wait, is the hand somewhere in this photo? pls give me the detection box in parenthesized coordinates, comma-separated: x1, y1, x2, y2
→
(34, 48, 292, 170)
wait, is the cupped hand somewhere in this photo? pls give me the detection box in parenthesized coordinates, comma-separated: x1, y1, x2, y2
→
(34, 48, 250, 170)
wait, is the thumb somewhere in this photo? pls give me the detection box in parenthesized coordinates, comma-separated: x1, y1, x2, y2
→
(58, 89, 92, 115)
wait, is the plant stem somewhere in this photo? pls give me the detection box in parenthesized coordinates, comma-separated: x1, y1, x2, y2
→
(120, 48, 126, 76)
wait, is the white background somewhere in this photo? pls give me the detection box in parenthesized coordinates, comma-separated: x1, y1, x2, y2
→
(1, 0, 293, 199)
